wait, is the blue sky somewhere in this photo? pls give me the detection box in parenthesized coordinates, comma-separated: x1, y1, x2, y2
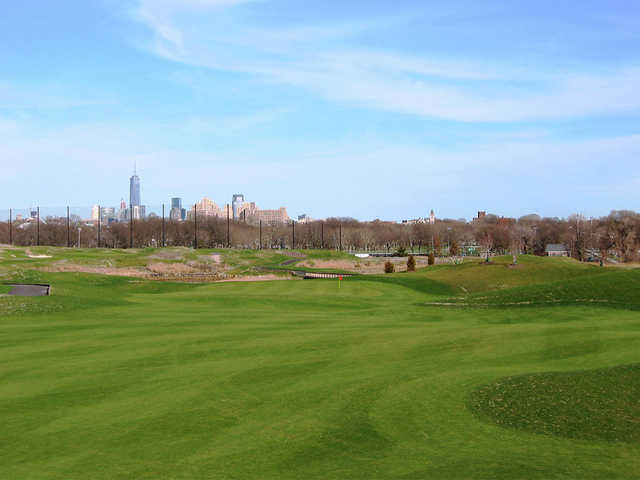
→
(1, 0, 639, 220)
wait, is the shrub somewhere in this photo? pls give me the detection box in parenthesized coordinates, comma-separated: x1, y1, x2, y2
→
(407, 255, 416, 272)
(394, 247, 407, 257)
(384, 261, 395, 273)
(428, 252, 435, 265)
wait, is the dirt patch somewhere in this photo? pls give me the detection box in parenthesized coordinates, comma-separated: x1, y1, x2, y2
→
(300, 256, 431, 274)
(198, 254, 222, 264)
(24, 248, 52, 259)
(40, 263, 149, 278)
(147, 262, 201, 275)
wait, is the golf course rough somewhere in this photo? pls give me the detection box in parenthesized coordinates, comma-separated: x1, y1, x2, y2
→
(469, 363, 640, 442)
(0, 249, 639, 479)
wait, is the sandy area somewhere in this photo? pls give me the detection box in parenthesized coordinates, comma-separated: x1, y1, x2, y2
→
(147, 262, 201, 275)
(24, 248, 52, 259)
(40, 263, 149, 277)
(38, 260, 289, 283)
(301, 256, 431, 274)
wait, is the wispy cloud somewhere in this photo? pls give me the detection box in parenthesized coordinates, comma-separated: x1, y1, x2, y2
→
(0, 82, 116, 111)
(129, 0, 640, 122)
(2, 110, 638, 218)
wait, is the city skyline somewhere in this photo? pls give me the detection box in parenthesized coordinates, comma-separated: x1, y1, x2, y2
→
(1, 1, 639, 220)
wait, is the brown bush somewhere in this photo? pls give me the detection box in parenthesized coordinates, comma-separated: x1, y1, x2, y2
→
(428, 252, 435, 265)
(384, 261, 395, 273)
(407, 255, 416, 272)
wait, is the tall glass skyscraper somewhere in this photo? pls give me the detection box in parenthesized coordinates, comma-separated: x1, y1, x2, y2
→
(130, 169, 141, 207)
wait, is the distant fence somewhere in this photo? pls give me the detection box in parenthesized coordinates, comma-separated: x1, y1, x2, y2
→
(0, 204, 349, 250)
(0, 205, 479, 254)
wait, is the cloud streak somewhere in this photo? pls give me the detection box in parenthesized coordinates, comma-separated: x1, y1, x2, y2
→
(130, 0, 640, 122)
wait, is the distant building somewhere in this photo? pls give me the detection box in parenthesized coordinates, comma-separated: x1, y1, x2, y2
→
(130, 169, 141, 207)
(188, 196, 288, 224)
(477, 211, 487, 219)
(170, 197, 185, 221)
(188, 197, 229, 219)
(251, 207, 289, 224)
(101, 207, 116, 224)
(91, 205, 100, 221)
(545, 244, 568, 257)
(297, 214, 312, 223)
(232, 194, 245, 220)
(128, 166, 145, 219)
(402, 210, 435, 225)
(401, 218, 425, 225)
(132, 205, 146, 220)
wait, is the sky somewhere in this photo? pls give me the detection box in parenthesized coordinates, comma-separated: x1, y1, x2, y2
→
(1, 0, 639, 221)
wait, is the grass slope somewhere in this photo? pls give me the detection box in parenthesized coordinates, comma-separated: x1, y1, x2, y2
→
(470, 363, 640, 442)
(422, 255, 603, 294)
(0, 251, 639, 479)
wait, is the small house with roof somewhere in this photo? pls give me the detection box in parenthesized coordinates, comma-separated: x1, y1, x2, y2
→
(545, 243, 568, 257)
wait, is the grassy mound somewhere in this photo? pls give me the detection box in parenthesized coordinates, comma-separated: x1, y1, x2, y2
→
(469, 364, 640, 442)
(451, 268, 640, 309)
(423, 255, 602, 294)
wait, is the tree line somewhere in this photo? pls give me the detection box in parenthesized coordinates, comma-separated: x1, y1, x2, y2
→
(1, 210, 639, 262)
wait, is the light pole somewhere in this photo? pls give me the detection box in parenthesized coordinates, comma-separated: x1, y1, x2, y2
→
(77, 227, 82, 248)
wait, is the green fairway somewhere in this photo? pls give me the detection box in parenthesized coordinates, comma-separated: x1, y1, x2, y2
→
(1, 250, 639, 479)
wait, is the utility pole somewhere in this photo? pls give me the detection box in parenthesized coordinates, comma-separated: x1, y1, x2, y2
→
(193, 204, 198, 249)
(292, 221, 295, 249)
(259, 220, 262, 250)
(8, 209, 12, 246)
(339, 223, 342, 251)
(162, 204, 165, 248)
(321, 222, 324, 249)
(36, 207, 40, 246)
(226, 204, 230, 248)
(97, 206, 101, 248)
(66, 206, 70, 247)
(129, 203, 133, 249)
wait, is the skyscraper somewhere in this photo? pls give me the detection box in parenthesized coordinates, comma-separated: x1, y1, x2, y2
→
(130, 166, 141, 207)
(170, 197, 185, 221)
